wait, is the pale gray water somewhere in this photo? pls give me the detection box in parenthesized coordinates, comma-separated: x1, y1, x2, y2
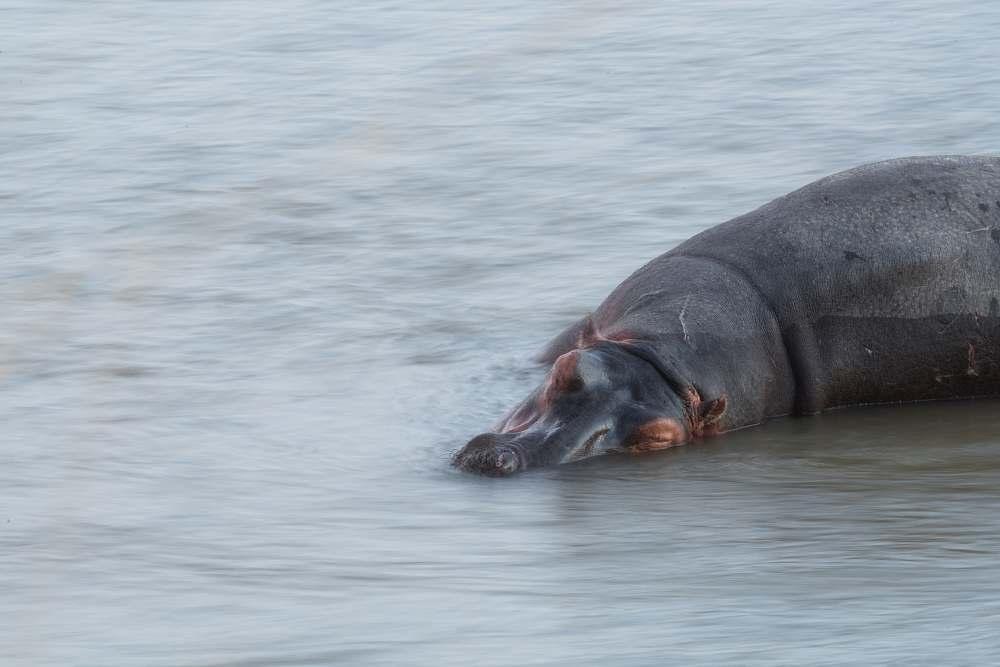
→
(4, 1, 1000, 665)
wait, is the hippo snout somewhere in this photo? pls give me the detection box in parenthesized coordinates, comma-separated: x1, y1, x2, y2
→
(452, 433, 527, 476)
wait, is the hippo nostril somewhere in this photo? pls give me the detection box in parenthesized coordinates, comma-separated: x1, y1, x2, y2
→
(452, 435, 525, 476)
(494, 448, 521, 475)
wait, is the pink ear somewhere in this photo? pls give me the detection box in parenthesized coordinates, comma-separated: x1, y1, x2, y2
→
(700, 395, 727, 426)
(548, 351, 581, 393)
(683, 391, 727, 437)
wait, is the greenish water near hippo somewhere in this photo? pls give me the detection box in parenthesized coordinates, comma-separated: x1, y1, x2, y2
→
(3, 1, 1000, 665)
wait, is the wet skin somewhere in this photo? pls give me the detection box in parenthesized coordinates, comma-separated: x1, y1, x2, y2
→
(452, 341, 726, 476)
(453, 156, 1000, 475)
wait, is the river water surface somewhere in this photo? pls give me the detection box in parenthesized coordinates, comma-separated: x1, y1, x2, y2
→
(4, 1, 1000, 665)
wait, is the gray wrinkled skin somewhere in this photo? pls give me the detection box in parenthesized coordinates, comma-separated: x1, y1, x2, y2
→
(456, 156, 1000, 474)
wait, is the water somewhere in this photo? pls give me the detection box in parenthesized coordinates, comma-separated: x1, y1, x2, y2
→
(3, 1, 1000, 664)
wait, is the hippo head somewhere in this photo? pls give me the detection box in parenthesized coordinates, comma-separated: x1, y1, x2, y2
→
(453, 341, 727, 476)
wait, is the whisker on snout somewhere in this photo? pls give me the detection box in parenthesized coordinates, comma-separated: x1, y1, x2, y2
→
(452, 434, 527, 476)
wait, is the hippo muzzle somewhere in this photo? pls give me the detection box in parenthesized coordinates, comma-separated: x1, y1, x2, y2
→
(453, 342, 727, 476)
(452, 432, 533, 476)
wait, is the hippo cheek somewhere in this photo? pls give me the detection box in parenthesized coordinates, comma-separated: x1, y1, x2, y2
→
(622, 418, 687, 454)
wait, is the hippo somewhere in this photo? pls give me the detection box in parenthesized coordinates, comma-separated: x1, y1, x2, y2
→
(452, 155, 1000, 476)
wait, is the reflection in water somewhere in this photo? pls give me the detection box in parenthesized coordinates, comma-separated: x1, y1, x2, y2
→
(3, 0, 1000, 664)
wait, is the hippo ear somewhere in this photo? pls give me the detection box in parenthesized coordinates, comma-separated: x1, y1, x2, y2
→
(699, 394, 727, 427)
(681, 389, 727, 436)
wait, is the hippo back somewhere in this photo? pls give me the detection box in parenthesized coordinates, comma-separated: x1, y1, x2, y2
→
(668, 155, 1000, 412)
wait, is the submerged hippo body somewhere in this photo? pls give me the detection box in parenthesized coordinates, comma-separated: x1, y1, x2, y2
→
(453, 156, 1000, 475)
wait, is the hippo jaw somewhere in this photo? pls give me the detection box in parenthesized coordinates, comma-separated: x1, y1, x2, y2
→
(453, 342, 716, 476)
(453, 413, 690, 476)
